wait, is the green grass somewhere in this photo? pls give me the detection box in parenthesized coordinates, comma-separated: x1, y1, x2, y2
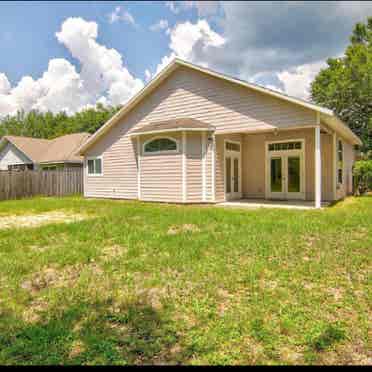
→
(0, 196, 370, 365)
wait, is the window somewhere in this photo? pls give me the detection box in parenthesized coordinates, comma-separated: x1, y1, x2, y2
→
(225, 142, 241, 152)
(87, 157, 102, 175)
(337, 140, 343, 184)
(144, 137, 178, 154)
(268, 141, 302, 151)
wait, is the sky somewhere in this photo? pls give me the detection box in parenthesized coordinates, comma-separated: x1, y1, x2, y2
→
(0, 1, 371, 117)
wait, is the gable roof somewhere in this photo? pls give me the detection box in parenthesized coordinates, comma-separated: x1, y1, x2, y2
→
(78, 58, 362, 154)
(40, 133, 91, 164)
(1, 136, 51, 163)
(1, 132, 90, 164)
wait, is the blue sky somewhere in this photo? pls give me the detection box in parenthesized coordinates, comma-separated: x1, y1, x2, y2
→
(0, 1, 370, 116)
(0, 1, 193, 83)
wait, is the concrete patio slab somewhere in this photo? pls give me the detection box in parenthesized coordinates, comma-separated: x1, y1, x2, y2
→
(218, 199, 330, 210)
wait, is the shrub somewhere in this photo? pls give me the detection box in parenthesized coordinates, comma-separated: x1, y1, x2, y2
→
(353, 160, 372, 195)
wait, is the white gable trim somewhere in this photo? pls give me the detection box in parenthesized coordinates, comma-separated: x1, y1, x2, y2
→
(0, 138, 35, 163)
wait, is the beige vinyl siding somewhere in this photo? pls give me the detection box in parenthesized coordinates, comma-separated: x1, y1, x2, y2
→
(84, 122, 138, 199)
(241, 128, 334, 201)
(127, 67, 317, 135)
(139, 132, 182, 202)
(186, 132, 203, 202)
(84, 66, 318, 202)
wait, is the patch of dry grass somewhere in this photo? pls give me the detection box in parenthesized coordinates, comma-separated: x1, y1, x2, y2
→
(0, 211, 90, 230)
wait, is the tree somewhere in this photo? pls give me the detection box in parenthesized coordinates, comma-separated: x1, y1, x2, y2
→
(0, 104, 121, 140)
(311, 17, 372, 157)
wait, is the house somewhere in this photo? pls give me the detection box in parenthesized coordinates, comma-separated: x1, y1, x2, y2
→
(77, 58, 362, 208)
(0, 132, 90, 171)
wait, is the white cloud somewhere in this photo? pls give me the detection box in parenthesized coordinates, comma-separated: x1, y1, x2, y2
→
(146, 19, 225, 80)
(0, 17, 143, 117)
(108, 6, 136, 26)
(149, 19, 169, 32)
(0, 73, 11, 94)
(169, 19, 225, 60)
(56, 17, 143, 105)
(144, 69, 152, 82)
(276, 61, 326, 100)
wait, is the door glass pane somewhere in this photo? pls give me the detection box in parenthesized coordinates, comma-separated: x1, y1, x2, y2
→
(288, 156, 300, 193)
(271, 157, 282, 192)
(226, 157, 231, 193)
(234, 158, 239, 192)
(88, 159, 94, 174)
(95, 159, 102, 174)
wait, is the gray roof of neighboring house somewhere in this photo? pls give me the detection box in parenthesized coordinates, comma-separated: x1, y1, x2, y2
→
(129, 118, 215, 136)
(0, 133, 91, 164)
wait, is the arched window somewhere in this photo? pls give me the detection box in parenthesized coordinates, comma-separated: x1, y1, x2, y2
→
(143, 137, 178, 154)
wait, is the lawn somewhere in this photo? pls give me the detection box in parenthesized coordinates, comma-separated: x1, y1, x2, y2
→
(0, 196, 370, 365)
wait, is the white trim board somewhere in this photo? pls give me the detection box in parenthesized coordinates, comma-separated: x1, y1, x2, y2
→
(224, 139, 242, 201)
(202, 132, 207, 202)
(182, 131, 187, 202)
(129, 127, 214, 137)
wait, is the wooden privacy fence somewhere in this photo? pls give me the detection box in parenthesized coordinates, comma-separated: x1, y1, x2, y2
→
(0, 169, 83, 200)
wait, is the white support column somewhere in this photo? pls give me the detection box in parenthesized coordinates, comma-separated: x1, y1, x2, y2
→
(332, 132, 337, 201)
(315, 125, 322, 208)
(202, 131, 206, 202)
(182, 131, 187, 203)
(211, 134, 216, 202)
(137, 136, 141, 200)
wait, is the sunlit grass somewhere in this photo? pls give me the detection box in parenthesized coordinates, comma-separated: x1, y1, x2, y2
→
(0, 196, 371, 365)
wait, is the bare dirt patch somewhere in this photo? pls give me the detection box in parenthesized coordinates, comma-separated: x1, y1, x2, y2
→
(21, 262, 103, 295)
(101, 245, 128, 262)
(0, 211, 90, 230)
(167, 224, 201, 235)
(68, 340, 86, 359)
(22, 298, 49, 324)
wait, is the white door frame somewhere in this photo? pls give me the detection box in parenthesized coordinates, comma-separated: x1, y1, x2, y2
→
(265, 139, 306, 200)
(224, 139, 242, 201)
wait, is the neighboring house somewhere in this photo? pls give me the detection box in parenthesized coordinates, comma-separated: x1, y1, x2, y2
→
(77, 58, 362, 208)
(0, 133, 90, 171)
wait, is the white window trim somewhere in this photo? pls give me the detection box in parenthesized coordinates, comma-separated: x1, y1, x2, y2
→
(211, 134, 216, 202)
(142, 136, 179, 155)
(202, 132, 206, 202)
(86, 156, 103, 177)
(137, 137, 141, 200)
(224, 139, 242, 201)
(182, 131, 187, 202)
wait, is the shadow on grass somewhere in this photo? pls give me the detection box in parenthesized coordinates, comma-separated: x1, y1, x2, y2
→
(0, 299, 188, 365)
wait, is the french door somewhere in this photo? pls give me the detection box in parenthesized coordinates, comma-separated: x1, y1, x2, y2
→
(225, 141, 242, 200)
(268, 152, 304, 200)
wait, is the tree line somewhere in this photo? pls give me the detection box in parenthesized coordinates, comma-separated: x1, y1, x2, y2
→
(0, 103, 121, 139)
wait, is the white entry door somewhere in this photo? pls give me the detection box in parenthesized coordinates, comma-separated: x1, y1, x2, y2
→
(267, 141, 305, 200)
(225, 141, 242, 200)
